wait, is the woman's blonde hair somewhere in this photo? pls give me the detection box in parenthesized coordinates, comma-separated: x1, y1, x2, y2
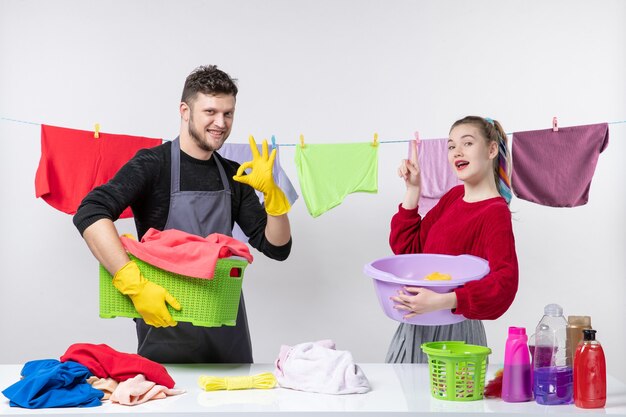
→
(450, 116, 512, 204)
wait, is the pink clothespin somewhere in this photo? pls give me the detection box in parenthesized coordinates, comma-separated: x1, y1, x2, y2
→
(408, 131, 420, 159)
(414, 131, 421, 147)
(552, 117, 558, 132)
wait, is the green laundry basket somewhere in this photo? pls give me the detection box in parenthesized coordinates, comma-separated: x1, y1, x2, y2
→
(421, 341, 491, 401)
(99, 255, 248, 327)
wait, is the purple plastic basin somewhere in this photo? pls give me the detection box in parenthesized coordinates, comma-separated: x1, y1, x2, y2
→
(363, 254, 489, 326)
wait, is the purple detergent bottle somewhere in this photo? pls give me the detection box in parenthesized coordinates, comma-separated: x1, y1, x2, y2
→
(502, 327, 533, 402)
(533, 303, 573, 405)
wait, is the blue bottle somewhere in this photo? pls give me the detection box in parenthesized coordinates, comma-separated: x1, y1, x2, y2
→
(533, 303, 573, 405)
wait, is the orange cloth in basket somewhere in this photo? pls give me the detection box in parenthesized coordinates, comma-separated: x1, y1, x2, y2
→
(120, 228, 253, 279)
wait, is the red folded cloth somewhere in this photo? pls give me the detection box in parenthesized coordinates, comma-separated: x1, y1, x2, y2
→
(121, 228, 253, 279)
(60, 343, 175, 389)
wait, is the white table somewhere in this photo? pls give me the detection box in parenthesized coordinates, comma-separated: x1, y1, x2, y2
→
(1, 364, 625, 416)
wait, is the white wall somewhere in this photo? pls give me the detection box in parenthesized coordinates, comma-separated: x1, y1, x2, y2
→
(1, 0, 624, 382)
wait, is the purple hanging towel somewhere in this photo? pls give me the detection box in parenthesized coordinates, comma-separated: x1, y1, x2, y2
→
(511, 123, 609, 207)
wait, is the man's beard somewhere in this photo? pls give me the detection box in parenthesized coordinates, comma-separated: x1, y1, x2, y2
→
(188, 113, 223, 152)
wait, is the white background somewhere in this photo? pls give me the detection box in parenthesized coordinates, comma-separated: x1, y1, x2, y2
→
(0, 0, 624, 383)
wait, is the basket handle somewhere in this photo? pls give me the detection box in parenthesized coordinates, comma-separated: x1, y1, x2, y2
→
(229, 267, 243, 278)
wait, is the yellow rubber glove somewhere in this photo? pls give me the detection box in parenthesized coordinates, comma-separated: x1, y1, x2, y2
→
(233, 136, 291, 216)
(112, 260, 181, 328)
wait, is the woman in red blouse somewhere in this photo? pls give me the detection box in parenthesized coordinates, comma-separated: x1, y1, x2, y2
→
(387, 116, 518, 363)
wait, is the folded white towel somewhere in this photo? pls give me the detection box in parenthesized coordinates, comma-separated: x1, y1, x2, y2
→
(274, 340, 371, 395)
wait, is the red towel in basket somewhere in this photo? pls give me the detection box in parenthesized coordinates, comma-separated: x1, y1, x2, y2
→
(60, 343, 175, 388)
(120, 228, 253, 279)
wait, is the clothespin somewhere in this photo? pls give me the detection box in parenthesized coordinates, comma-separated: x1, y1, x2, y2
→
(94, 123, 100, 139)
(372, 132, 379, 147)
(270, 135, 276, 151)
(299, 134, 305, 148)
(552, 117, 558, 132)
(414, 131, 421, 147)
(408, 131, 421, 159)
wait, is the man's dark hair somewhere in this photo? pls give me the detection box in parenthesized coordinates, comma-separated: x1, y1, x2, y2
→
(181, 65, 238, 104)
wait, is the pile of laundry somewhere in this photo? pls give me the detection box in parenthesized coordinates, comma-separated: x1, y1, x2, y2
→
(2, 343, 184, 409)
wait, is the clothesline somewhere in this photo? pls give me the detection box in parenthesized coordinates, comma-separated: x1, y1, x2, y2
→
(2, 116, 625, 145)
(33, 118, 612, 218)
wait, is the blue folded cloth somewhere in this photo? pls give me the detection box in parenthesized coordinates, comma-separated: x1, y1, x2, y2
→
(2, 359, 103, 409)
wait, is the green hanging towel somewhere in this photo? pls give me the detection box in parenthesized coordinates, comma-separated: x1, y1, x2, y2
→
(294, 142, 378, 217)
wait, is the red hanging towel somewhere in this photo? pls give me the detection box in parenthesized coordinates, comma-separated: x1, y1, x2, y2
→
(35, 124, 162, 217)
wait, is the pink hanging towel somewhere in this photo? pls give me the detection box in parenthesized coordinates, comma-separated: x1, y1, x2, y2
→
(35, 124, 161, 217)
(409, 139, 461, 217)
(120, 228, 253, 279)
(511, 123, 609, 207)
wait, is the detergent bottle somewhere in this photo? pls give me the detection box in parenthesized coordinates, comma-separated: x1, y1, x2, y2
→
(566, 316, 592, 367)
(532, 303, 573, 405)
(502, 326, 533, 402)
(574, 329, 606, 408)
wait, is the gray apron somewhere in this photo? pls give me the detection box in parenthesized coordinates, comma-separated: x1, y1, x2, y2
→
(136, 137, 253, 363)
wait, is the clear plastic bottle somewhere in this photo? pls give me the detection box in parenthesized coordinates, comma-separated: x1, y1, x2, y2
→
(533, 303, 573, 405)
(574, 329, 606, 408)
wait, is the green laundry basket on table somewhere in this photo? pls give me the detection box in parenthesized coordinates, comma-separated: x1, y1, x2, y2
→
(421, 341, 491, 401)
(99, 255, 248, 327)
